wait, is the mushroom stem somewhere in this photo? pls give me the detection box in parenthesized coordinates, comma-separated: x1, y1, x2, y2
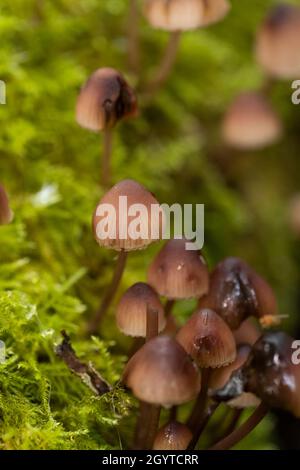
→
(187, 368, 211, 433)
(134, 401, 150, 449)
(146, 30, 181, 96)
(128, 0, 140, 74)
(209, 402, 269, 450)
(102, 127, 113, 187)
(88, 250, 128, 334)
(165, 299, 175, 317)
(146, 306, 159, 341)
(145, 405, 161, 449)
(187, 402, 219, 450)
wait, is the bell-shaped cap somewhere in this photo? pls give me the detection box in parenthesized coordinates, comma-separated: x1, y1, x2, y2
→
(222, 92, 282, 150)
(176, 308, 236, 368)
(153, 421, 192, 450)
(76, 68, 137, 132)
(147, 239, 209, 300)
(123, 335, 201, 406)
(198, 257, 278, 329)
(144, 0, 230, 32)
(116, 282, 166, 337)
(0, 184, 13, 225)
(255, 5, 300, 79)
(93, 179, 164, 251)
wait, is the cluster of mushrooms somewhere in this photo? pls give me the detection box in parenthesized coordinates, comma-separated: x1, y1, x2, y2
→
(73, 1, 300, 450)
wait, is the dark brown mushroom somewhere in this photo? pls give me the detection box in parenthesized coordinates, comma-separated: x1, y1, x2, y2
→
(153, 420, 192, 450)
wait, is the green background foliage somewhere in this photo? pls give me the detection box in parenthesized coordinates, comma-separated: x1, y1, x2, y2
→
(0, 0, 299, 449)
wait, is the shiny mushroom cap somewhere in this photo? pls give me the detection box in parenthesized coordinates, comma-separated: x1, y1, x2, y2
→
(123, 335, 201, 406)
(144, 0, 230, 32)
(256, 5, 300, 79)
(222, 92, 282, 150)
(0, 184, 13, 225)
(153, 420, 193, 450)
(93, 179, 163, 251)
(116, 282, 166, 337)
(76, 68, 137, 132)
(147, 238, 209, 300)
(176, 308, 236, 368)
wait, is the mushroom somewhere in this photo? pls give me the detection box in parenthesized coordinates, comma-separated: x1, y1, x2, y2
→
(124, 335, 201, 448)
(76, 68, 137, 186)
(89, 179, 163, 334)
(116, 282, 166, 339)
(233, 318, 261, 347)
(0, 184, 13, 225)
(222, 92, 282, 150)
(144, 0, 231, 93)
(255, 4, 300, 79)
(198, 257, 278, 329)
(153, 420, 192, 450)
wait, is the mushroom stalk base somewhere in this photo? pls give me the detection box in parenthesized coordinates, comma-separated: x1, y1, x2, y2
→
(187, 368, 211, 433)
(102, 128, 113, 188)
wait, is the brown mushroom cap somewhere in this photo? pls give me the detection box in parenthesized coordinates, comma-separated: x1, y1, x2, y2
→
(153, 420, 193, 450)
(222, 92, 282, 150)
(256, 5, 300, 79)
(76, 68, 137, 132)
(123, 335, 201, 406)
(116, 282, 166, 337)
(176, 308, 236, 368)
(93, 179, 163, 251)
(0, 184, 13, 225)
(144, 0, 230, 32)
(147, 238, 209, 300)
(198, 257, 278, 330)
(234, 319, 261, 347)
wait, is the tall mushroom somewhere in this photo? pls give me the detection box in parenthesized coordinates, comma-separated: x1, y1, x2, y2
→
(76, 68, 137, 186)
(89, 179, 163, 334)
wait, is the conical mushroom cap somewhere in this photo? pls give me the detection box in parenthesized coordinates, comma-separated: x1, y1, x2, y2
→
(147, 239, 209, 299)
(116, 283, 166, 337)
(0, 184, 13, 225)
(176, 308, 236, 368)
(256, 5, 300, 79)
(76, 68, 137, 132)
(222, 92, 282, 150)
(93, 179, 163, 251)
(144, 0, 230, 32)
(123, 336, 201, 406)
(153, 421, 192, 450)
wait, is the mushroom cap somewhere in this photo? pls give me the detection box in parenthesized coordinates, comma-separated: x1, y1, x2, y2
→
(233, 319, 261, 347)
(116, 282, 166, 337)
(93, 179, 163, 251)
(222, 92, 282, 150)
(243, 332, 300, 417)
(123, 335, 201, 406)
(198, 257, 278, 329)
(256, 5, 300, 79)
(176, 308, 236, 368)
(0, 184, 13, 225)
(147, 238, 209, 299)
(76, 68, 137, 132)
(144, 0, 230, 32)
(153, 420, 193, 450)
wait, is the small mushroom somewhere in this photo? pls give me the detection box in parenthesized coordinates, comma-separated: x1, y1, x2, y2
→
(255, 4, 300, 79)
(222, 92, 282, 150)
(153, 420, 192, 450)
(233, 319, 261, 347)
(0, 184, 13, 225)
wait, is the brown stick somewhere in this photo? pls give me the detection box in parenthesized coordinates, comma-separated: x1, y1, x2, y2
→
(209, 403, 269, 450)
(128, 0, 140, 74)
(88, 250, 128, 334)
(146, 30, 181, 96)
(55, 331, 111, 395)
(102, 127, 113, 188)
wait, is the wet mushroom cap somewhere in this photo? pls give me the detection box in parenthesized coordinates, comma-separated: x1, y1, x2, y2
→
(0, 184, 13, 225)
(256, 5, 300, 79)
(243, 332, 300, 417)
(176, 308, 236, 368)
(144, 0, 230, 31)
(76, 68, 137, 132)
(153, 420, 193, 450)
(93, 179, 164, 251)
(116, 282, 166, 337)
(123, 335, 201, 406)
(222, 92, 282, 149)
(147, 238, 209, 299)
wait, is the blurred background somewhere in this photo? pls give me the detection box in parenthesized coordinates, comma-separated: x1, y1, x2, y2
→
(0, 0, 299, 449)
